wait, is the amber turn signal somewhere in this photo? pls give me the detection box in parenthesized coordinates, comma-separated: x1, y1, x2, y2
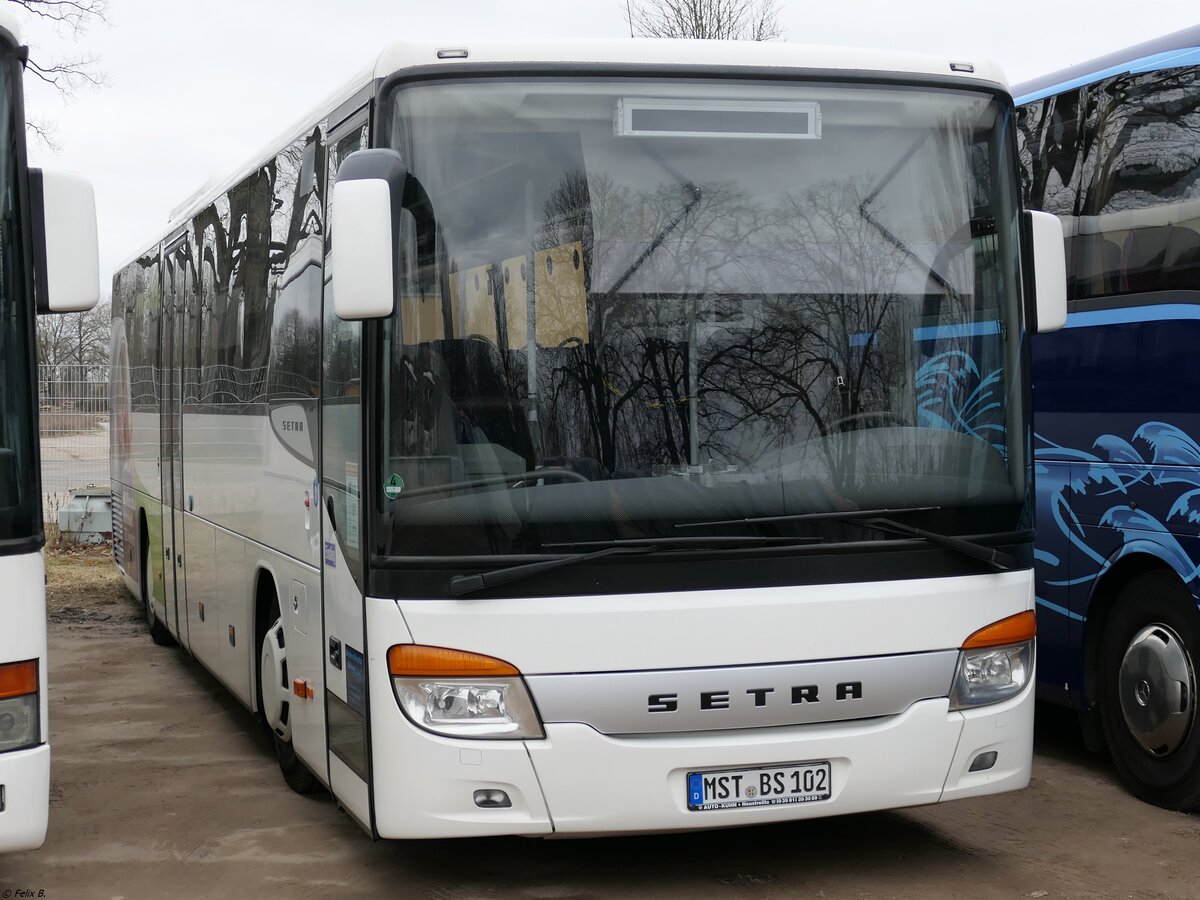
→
(388, 645, 520, 678)
(0, 659, 38, 699)
(961, 610, 1037, 649)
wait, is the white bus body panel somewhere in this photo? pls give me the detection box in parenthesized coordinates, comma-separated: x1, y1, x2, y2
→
(367, 571, 1034, 838)
(0, 552, 49, 852)
(0, 744, 49, 852)
(394, 570, 1031, 670)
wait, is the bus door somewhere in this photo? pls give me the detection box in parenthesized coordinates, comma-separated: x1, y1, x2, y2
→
(319, 110, 374, 832)
(159, 237, 189, 644)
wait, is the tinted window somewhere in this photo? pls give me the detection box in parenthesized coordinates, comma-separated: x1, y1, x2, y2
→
(374, 80, 1028, 562)
(1076, 67, 1200, 298)
(1017, 87, 1089, 299)
(266, 128, 323, 401)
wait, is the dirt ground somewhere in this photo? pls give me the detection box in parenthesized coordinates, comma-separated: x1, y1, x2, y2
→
(0, 546, 1197, 900)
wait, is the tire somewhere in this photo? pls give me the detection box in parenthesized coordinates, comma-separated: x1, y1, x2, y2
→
(1099, 571, 1200, 810)
(258, 596, 319, 794)
(142, 525, 173, 647)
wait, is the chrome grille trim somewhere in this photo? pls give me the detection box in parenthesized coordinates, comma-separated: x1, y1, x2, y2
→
(525, 650, 958, 735)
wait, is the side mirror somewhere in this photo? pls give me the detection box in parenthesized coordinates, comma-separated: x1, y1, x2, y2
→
(1026, 210, 1067, 333)
(330, 149, 409, 320)
(32, 169, 100, 314)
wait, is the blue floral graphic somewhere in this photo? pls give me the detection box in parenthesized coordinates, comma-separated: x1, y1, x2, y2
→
(914, 350, 1006, 450)
(1036, 422, 1200, 624)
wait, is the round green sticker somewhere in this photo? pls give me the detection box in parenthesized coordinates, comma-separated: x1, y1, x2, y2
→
(384, 474, 405, 500)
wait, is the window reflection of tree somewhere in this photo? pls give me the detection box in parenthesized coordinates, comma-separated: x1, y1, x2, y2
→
(397, 116, 998, 498)
(531, 168, 924, 485)
(181, 129, 324, 410)
(1079, 69, 1200, 215)
(535, 171, 767, 474)
(702, 178, 912, 489)
(1017, 69, 1200, 300)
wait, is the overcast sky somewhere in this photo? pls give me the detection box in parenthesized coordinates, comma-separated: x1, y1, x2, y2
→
(15, 0, 1199, 286)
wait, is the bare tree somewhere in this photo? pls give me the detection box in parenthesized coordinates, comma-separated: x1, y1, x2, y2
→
(36, 300, 110, 416)
(36, 300, 110, 369)
(623, 0, 782, 40)
(6, 0, 108, 149)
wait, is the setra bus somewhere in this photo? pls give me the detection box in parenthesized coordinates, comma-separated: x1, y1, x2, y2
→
(0, 6, 99, 852)
(110, 38, 1065, 838)
(1017, 26, 1200, 810)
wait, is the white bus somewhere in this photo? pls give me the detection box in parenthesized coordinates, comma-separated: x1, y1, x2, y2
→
(0, 7, 99, 853)
(110, 39, 1066, 838)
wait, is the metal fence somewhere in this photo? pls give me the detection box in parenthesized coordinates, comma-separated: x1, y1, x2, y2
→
(38, 363, 109, 522)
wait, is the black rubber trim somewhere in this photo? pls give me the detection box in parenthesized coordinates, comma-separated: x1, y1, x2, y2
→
(1069, 289, 1200, 313)
(9, 31, 45, 551)
(368, 538, 1034, 601)
(0, 534, 44, 557)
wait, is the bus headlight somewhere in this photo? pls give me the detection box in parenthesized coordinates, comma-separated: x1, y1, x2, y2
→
(0, 660, 39, 752)
(949, 611, 1036, 710)
(388, 645, 544, 740)
(393, 678, 543, 739)
(950, 642, 1033, 709)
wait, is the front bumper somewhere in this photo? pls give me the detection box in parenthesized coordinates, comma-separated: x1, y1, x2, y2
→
(0, 743, 49, 852)
(371, 683, 1033, 839)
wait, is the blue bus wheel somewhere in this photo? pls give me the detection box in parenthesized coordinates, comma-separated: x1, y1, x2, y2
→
(1100, 571, 1200, 811)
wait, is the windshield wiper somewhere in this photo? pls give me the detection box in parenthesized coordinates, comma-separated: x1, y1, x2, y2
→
(449, 545, 658, 597)
(847, 518, 1018, 572)
(676, 506, 1017, 571)
(676, 506, 941, 529)
(449, 535, 825, 597)
(543, 535, 823, 550)
(393, 468, 589, 502)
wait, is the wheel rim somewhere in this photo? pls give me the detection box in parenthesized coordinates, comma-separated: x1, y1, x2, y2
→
(260, 618, 292, 743)
(1118, 622, 1197, 757)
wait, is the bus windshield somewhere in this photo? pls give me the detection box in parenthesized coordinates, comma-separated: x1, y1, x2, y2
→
(0, 54, 37, 548)
(373, 77, 1027, 559)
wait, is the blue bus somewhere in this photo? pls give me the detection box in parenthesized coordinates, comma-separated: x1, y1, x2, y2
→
(1017, 25, 1200, 810)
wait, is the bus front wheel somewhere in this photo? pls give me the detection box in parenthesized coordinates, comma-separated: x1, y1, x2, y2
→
(1099, 571, 1200, 810)
(258, 596, 319, 795)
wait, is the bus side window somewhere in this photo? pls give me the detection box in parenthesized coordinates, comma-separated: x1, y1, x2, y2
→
(1076, 68, 1200, 300)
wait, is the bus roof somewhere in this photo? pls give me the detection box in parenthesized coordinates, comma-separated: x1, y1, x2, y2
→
(1014, 24, 1200, 105)
(373, 38, 1008, 89)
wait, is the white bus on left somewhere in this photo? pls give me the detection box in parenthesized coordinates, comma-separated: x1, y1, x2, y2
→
(0, 6, 99, 853)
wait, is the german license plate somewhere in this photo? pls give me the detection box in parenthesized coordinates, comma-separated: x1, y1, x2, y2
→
(687, 761, 831, 811)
